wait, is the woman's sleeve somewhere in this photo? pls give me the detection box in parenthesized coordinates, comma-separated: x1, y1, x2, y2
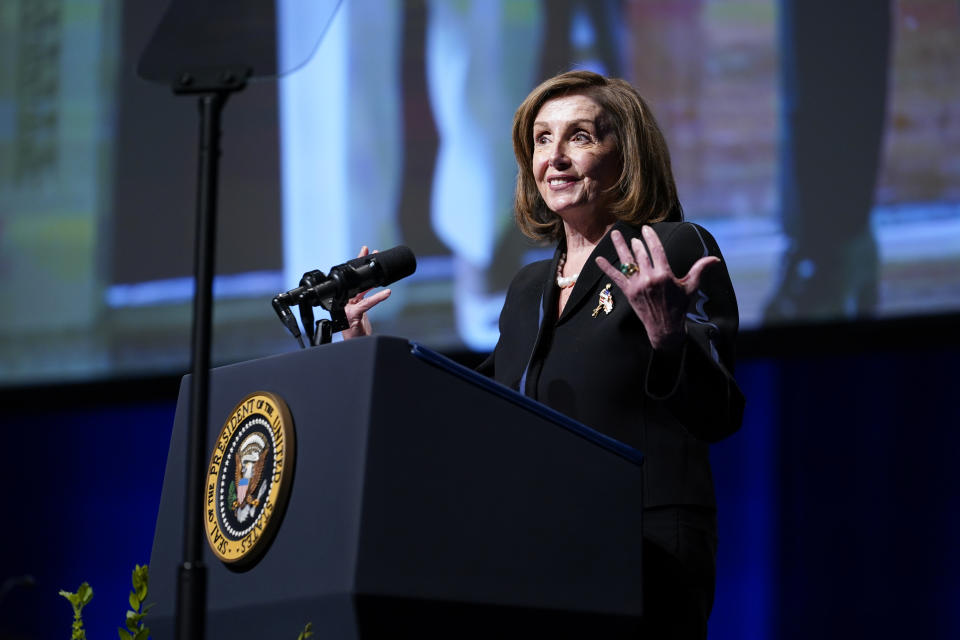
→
(644, 222, 745, 443)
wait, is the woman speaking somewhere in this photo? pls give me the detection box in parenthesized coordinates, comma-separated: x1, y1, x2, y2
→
(349, 70, 744, 638)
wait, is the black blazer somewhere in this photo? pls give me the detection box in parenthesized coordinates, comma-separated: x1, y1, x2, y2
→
(479, 221, 744, 510)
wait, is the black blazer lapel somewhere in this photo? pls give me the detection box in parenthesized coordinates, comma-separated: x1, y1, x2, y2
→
(518, 246, 563, 396)
(540, 244, 563, 322)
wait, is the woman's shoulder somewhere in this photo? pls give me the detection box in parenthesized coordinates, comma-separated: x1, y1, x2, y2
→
(622, 219, 716, 245)
(500, 257, 553, 320)
(639, 220, 721, 257)
(508, 258, 553, 290)
(616, 220, 723, 275)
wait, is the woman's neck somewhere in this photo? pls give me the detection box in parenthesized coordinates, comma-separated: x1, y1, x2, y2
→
(562, 215, 615, 257)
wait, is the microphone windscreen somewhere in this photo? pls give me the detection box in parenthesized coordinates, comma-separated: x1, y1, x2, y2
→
(376, 245, 417, 284)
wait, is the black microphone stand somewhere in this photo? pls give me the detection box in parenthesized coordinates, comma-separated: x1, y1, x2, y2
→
(136, 3, 341, 638)
(172, 67, 249, 640)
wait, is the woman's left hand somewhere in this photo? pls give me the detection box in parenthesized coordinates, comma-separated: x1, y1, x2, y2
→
(341, 246, 392, 340)
(596, 227, 719, 352)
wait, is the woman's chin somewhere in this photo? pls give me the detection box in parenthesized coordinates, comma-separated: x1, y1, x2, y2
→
(549, 199, 592, 217)
(552, 202, 606, 223)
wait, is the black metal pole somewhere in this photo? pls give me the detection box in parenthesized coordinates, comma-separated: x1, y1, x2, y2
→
(176, 91, 227, 640)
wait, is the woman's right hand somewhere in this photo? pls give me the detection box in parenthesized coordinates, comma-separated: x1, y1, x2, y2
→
(341, 246, 392, 340)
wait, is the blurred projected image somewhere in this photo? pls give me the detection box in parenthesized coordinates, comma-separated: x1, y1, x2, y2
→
(1, 0, 958, 384)
(0, 0, 118, 380)
(281, 0, 960, 345)
(766, 0, 960, 323)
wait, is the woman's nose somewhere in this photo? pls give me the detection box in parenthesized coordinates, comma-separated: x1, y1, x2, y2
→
(548, 143, 570, 168)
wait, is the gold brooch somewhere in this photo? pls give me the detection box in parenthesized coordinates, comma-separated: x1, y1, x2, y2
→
(592, 284, 614, 317)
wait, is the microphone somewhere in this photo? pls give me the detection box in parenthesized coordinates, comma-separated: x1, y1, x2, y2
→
(272, 245, 417, 345)
(279, 245, 416, 309)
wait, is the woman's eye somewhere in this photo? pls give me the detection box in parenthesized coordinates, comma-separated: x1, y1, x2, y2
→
(534, 133, 549, 145)
(572, 131, 591, 142)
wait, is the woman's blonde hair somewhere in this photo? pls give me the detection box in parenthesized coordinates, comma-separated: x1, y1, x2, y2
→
(512, 70, 683, 242)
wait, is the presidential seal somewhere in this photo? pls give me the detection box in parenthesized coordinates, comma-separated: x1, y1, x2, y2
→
(204, 391, 296, 570)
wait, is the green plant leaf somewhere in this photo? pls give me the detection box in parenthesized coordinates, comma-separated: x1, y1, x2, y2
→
(133, 565, 149, 602)
(78, 582, 93, 607)
(59, 589, 78, 607)
(115, 564, 151, 638)
(142, 602, 156, 614)
(118, 628, 133, 640)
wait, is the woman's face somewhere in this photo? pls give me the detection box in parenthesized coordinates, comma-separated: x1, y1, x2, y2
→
(532, 93, 620, 221)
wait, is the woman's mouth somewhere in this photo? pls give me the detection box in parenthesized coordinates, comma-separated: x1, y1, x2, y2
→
(547, 176, 577, 188)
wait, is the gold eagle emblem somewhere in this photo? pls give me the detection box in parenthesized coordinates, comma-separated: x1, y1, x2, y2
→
(232, 433, 270, 514)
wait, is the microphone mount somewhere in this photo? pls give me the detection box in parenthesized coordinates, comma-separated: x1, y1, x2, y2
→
(272, 268, 349, 348)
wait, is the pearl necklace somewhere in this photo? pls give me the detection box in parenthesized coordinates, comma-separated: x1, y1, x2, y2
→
(556, 253, 580, 289)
